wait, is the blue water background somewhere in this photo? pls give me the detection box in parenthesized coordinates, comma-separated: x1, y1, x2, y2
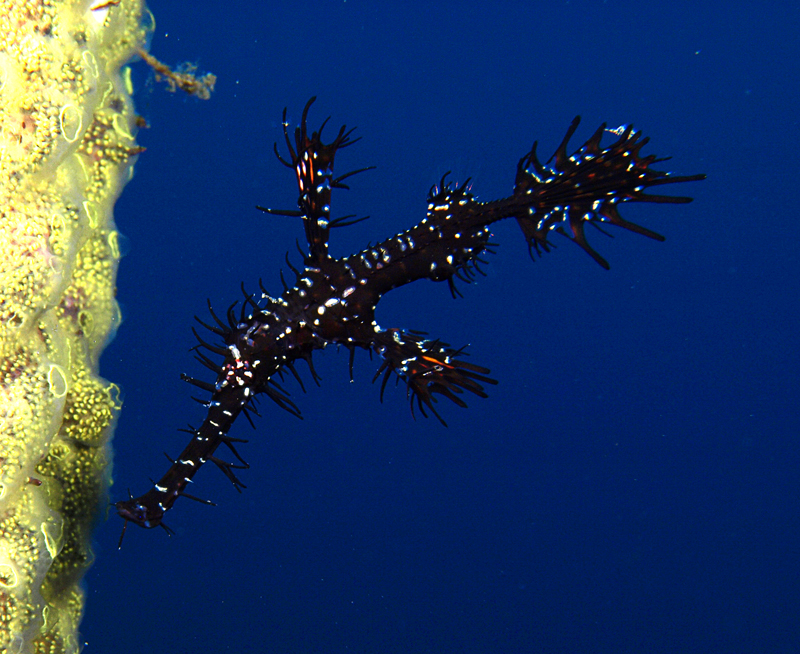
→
(82, 2, 799, 652)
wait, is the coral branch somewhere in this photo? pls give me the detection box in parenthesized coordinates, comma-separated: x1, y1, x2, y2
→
(0, 0, 146, 650)
(136, 48, 216, 100)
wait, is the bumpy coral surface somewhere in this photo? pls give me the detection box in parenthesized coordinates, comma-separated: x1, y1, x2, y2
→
(0, 1, 145, 651)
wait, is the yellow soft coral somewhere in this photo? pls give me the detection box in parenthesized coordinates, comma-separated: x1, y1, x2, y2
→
(0, 1, 145, 651)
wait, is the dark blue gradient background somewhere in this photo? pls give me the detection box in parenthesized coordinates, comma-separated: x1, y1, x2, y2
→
(83, 2, 799, 653)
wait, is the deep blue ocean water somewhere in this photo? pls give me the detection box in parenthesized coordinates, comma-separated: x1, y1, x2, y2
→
(82, 2, 799, 652)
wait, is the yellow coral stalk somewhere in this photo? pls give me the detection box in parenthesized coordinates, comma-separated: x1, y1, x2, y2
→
(0, 1, 146, 651)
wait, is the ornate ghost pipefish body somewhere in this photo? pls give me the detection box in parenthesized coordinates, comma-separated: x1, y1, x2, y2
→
(115, 98, 704, 539)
